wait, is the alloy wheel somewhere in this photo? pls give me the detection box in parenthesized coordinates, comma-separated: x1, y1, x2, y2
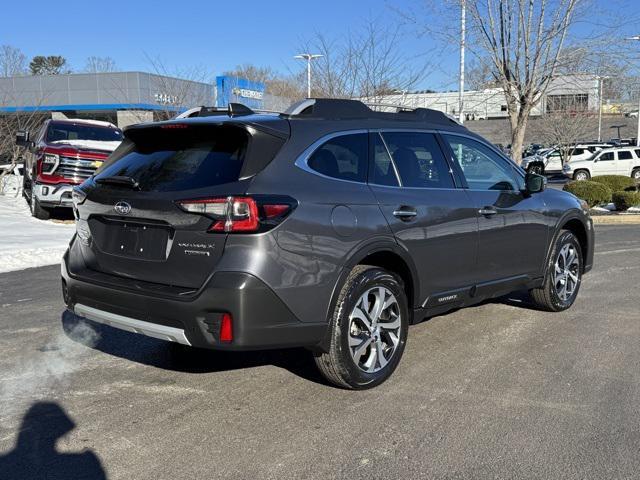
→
(554, 243, 580, 302)
(348, 286, 402, 373)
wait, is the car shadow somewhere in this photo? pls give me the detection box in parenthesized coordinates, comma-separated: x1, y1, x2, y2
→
(494, 289, 545, 311)
(61, 310, 330, 387)
(0, 402, 107, 479)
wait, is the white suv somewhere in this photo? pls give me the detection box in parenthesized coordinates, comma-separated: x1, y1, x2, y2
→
(522, 144, 609, 174)
(563, 147, 640, 181)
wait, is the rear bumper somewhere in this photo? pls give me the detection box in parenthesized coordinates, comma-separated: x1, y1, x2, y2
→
(34, 182, 74, 208)
(61, 249, 327, 351)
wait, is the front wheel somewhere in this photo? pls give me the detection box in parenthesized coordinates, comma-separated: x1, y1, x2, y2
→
(314, 265, 409, 389)
(530, 230, 583, 312)
(573, 170, 590, 181)
(30, 197, 51, 220)
(632, 168, 640, 182)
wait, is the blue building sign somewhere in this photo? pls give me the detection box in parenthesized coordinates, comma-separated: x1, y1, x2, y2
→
(215, 76, 265, 109)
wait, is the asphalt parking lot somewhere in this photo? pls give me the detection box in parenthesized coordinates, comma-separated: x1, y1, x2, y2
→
(0, 224, 638, 479)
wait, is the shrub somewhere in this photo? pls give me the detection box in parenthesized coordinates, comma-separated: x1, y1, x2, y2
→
(563, 181, 612, 207)
(612, 191, 640, 211)
(591, 175, 636, 193)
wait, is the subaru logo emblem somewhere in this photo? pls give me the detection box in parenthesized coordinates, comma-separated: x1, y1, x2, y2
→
(114, 201, 131, 215)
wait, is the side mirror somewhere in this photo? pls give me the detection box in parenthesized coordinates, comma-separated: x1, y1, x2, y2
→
(525, 172, 545, 194)
(15, 130, 31, 147)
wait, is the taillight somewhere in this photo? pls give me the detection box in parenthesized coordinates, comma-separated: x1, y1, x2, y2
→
(177, 196, 295, 233)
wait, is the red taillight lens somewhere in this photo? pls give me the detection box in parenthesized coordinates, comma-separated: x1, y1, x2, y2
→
(220, 313, 233, 342)
(177, 196, 293, 233)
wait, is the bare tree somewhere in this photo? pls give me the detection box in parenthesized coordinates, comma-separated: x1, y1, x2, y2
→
(84, 56, 117, 73)
(538, 110, 593, 164)
(145, 55, 213, 120)
(0, 84, 48, 194)
(0, 45, 28, 77)
(223, 64, 304, 101)
(300, 18, 426, 102)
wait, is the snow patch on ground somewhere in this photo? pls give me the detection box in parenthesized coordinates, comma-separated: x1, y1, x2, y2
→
(0, 177, 75, 273)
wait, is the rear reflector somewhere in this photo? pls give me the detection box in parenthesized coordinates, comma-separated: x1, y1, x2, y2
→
(220, 313, 233, 342)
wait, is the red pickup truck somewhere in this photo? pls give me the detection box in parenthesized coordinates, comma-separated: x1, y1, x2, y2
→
(16, 118, 122, 219)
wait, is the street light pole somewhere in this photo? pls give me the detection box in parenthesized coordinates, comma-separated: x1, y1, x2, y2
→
(626, 36, 640, 146)
(458, 0, 466, 124)
(597, 76, 605, 142)
(294, 53, 324, 98)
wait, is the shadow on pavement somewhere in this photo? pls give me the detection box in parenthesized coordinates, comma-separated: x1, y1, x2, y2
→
(0, 402, 106, 480)
(61, 310, 329, 386)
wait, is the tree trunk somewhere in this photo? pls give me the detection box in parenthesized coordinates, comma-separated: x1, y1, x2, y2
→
(508, 108, 530, 165)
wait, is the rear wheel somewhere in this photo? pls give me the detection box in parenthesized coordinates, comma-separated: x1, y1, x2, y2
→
(530, 230, 583, 312)
(632, 168, 640, 182)
(314, 265, 409, 389)
(574, 170, 590, 181)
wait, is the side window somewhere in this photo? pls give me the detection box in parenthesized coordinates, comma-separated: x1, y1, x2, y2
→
(548, 150, 561, 158)
(307, 133, 368, 183)
(635, 149, 640, 158)
(381, 132, 454, 188)
(618, 151, 633, 160)
(571, 148, 585, 156)
(370, 133, 399, 186)
(444, 134, 522, 191)
(599, 152, 615, 161)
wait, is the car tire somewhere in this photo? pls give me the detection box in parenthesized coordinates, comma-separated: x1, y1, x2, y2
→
(530, 230, 583, 312)
(31, 197, 51, 220)
(632, 168, 640, 182)
(573, 170, 590, 181)
(314, 265, 409, 389)
(527, 164, 544, 175)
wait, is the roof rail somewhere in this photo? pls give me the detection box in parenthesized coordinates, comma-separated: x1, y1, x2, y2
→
(174, 104, 282, 119)
(284, 98, 461, 125)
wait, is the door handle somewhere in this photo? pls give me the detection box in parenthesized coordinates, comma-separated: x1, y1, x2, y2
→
(479, 206, 498, 216)
(393, 207, 418, 220)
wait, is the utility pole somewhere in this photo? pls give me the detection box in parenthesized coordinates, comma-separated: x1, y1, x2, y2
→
(458, 0, 466, 124)
(597, 76, 605, 142)
(294, 53, 323, 98)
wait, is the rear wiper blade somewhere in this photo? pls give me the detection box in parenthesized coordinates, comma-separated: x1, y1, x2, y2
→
(95, 175, 140, 190)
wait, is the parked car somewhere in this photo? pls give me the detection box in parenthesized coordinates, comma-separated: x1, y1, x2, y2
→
(16, 119, 123, 219)
(625, 110, 638, 118)
(563, 147, 640, 181)
(63, 99, 594, 389)
(521, 144, 610, 175)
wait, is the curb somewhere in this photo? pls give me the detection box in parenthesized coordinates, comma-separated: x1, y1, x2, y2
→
(591, 215, 640, 225)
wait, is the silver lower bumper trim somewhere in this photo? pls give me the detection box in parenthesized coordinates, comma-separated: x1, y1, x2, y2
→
(73, 303, 191, 346)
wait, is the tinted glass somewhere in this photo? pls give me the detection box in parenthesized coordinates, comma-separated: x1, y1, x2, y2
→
(635, 149, 640, 158)
(382, 132, 454, 188)
(572, 148, 585, 155)
(47, 122, 123, 142)
(599, 152, 614, 161)
(618, 151, 633, 160)
(308, 133, 368, 183)
(95, 125, 248, 192)
(370, 134, 399, 186)
(444, 134, 521, 191)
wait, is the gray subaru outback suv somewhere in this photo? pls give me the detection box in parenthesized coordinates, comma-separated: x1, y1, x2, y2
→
(62, 99, 594, 389)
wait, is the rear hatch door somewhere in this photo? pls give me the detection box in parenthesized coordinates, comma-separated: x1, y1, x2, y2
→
(77, 121, 286, 289)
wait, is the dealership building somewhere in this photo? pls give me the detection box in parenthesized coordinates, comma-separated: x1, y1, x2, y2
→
(375, 74, 601, 120)
(0, 72, 272, 127)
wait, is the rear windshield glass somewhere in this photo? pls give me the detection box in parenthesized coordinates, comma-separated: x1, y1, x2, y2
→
(47, 122, 123, 142)
(95, 125, 249, 192)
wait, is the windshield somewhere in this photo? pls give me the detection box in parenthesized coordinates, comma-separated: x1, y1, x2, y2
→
(47, 122, 123, 143)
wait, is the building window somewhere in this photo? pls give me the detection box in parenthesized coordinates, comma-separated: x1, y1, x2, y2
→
(500, 105, 507, 112)
(546, 94, 589, 113)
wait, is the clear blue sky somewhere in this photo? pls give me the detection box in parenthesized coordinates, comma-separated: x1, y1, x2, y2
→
(2, 0, 639, 90)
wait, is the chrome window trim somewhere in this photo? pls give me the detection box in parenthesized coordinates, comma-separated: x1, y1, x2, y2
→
(294, 129, 370, 185)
